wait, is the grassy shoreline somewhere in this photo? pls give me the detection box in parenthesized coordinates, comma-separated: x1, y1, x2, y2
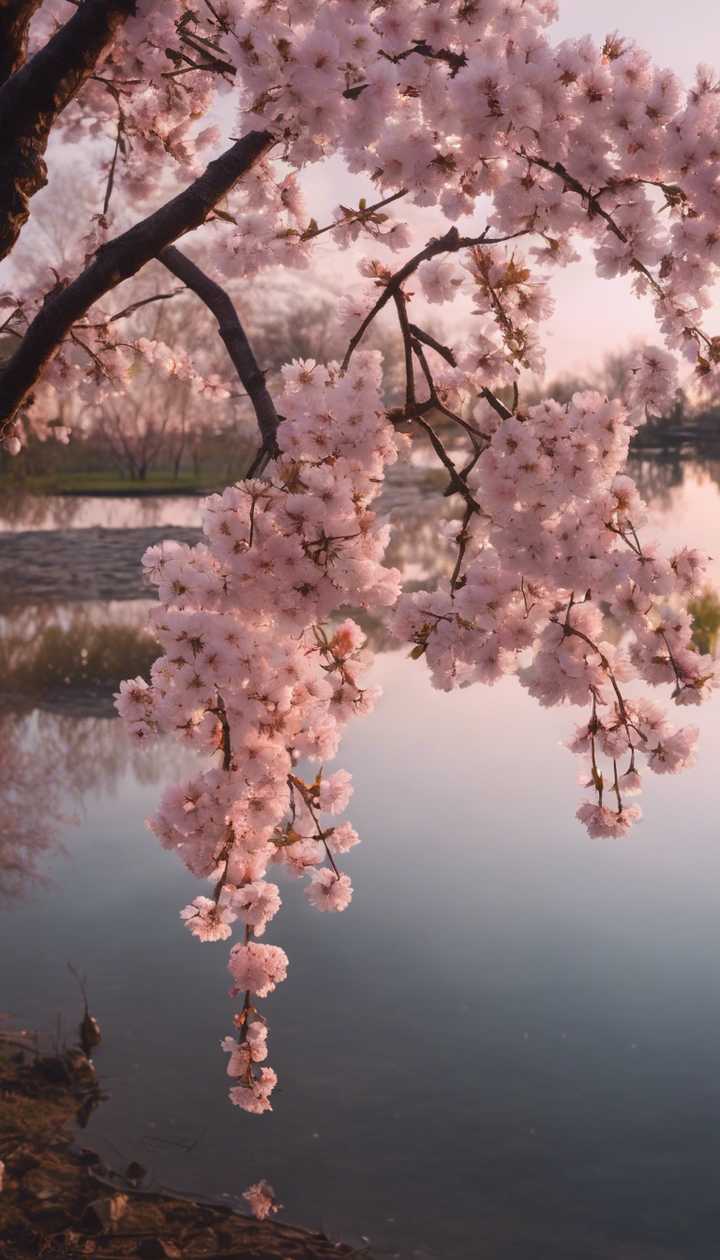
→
(0, 472, 223, 497)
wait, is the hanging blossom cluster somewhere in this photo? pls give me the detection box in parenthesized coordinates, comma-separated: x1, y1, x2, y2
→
(394, 389, 718, 840)
(116, 352, 401, 1113)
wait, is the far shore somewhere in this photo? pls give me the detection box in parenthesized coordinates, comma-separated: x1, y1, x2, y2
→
(0, 473, 222, 498)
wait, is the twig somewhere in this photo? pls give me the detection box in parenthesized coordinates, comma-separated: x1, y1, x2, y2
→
(102, 97, 125, 217)
(341, 224, 532, 370)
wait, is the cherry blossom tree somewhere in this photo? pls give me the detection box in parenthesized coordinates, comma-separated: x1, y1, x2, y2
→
(2, 0, 720, 1116)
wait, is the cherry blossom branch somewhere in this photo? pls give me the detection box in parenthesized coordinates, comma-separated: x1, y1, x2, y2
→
(409, 332, 490, 446)
(204, 695, 264, 1084)
(392, 291, 416, 415)
(405, 322, 513, 424)
(345, 37, 468, 97)
(560, 612, 642, 753)
(0, 0, 137, 260)
(158, 245, 281, 456)
(389, 284, 484, 507)
(522, 153, 631, 247)
(102, 290, 187, 325)
(0, 129, 275, 443)
(341, 224, 532, 370)
(450, 503, 475, 594)
(413, 411, 481, 509)
(407, 323, 456, 366)
(174, 19, 236, 80)
(301, 188, 408, 241)
(288, 775, 343, 880)
(522, 150, 716, 355)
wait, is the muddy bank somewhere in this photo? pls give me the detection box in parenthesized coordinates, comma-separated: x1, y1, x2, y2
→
(0, 1029, 368, 1259)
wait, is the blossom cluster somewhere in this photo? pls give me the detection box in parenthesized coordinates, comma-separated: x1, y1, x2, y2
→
(220, 0, 720, 399)
(394, 389, 718, 837)
(29, 0, 224, 197)
(116, 351, 400, 1112)
(243, 1179, 280, 1221)
(5, 0, 720, 455)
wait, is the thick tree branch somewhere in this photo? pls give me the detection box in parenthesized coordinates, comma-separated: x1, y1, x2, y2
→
(0, 0, 44, 88)
(159, 244, 280, 455)
(0, 130, 275, 441)
(0, 0, 137, 259)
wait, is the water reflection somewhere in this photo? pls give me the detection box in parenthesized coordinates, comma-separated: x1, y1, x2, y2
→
(3, 459, 720, 1259)
(629, 452, 720, 527)
(0, 466, 451, 535)
(0, 491, 204, 532)
(0, 711, 69, 902)
(627, 451, 687, 511)
(0, 710, 197, 909)
(0, 604, 192, 903)
(0, 602, 158, 713)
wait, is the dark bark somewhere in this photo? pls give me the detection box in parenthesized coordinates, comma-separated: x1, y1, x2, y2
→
(0, 130, 274, 442)
(159, 244, 280, 455)
(0, 0, 137, 260)
(0, 0, 44, 88)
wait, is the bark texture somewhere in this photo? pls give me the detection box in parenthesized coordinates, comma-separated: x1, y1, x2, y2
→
(0, 0, 136, 260)
(0, 0, 44, 88)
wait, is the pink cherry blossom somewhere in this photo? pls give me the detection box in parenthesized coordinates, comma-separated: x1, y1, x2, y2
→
(228, 942, 289, 999)
(305, 869, 354, 912)
(243, 1180, 281, 1221)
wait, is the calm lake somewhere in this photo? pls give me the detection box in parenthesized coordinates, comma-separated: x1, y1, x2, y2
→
(2, 454, 720, 1259)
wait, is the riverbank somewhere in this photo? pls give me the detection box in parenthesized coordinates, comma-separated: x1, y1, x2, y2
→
(0, 1029, 367, 1259)
(0, 473, 220, 497)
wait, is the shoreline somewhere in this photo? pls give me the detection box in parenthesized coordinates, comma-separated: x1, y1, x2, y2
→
(0, 1028, 368, 1260)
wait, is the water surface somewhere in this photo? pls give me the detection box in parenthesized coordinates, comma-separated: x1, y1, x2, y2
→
(2, 459, 720, 1259)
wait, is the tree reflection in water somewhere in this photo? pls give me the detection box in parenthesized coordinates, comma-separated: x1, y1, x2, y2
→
(626, 452, 687, 511)
(0, 711, 70, 902)
(0, 603, 190, 902)
(0, 603, 158, 708)
(627, 451, 720, 514)
(0, 489, 86, 531)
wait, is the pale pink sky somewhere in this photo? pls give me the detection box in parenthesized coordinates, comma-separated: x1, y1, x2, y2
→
(545, 1, 720, 375)
(297, 2, 720, 380)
